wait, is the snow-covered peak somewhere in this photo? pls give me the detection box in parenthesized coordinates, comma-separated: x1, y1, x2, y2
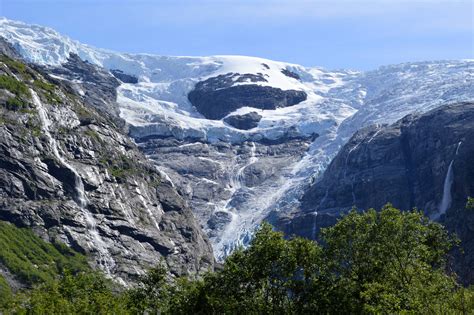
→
(0, 18, 325, 90)
(1, 18, 354, 143)
(0, 17, 93, 65)
(2, 17, 472, 145)
(2, 17, 473, 166)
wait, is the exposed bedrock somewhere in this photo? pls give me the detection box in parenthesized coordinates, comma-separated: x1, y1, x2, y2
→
(188, 73, 307, 119)
(136, 135, 313, 252)
(111, 69, 139, 84)
(223, 112, 262, 130)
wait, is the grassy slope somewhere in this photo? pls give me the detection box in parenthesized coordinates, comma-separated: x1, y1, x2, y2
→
(0, 221, 90, 293)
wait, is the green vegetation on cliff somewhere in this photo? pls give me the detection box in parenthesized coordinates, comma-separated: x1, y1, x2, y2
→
(0, 274, 12, 308)
(0, 221, 89, 287)
(0, 74, 30, 98)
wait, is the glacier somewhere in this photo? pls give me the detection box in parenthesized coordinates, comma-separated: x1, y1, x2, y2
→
(2, 17, 473, 259)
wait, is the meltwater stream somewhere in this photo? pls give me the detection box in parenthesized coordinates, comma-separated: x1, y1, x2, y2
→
(31, 89, 116, 276)
(216, 141, 258, 259)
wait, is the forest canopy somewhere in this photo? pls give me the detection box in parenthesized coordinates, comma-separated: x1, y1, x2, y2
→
(2, 205, 473, 314)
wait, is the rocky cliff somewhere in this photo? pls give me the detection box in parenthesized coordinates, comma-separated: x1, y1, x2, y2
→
(0, 46, 214, 285)
(273, 103, 474, 282)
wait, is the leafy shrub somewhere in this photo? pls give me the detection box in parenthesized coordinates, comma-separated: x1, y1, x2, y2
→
(6, 271, 126, 314)
(0, 274, 12, 308)
(101, 153, 138, 181)
(84, 129, 102, 143)
(33, 79, 55, 93)
(2, 206, 474, 314)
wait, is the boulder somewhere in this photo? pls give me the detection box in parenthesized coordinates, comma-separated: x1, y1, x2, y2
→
(224, 112, 262, 130)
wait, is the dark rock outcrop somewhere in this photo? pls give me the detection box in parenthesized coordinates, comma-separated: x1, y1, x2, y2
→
(188, 73, 307, 119)
(223, 112, 262, 130)
(110, 69, 139, 84)
(273, 102, 474, 283)
(281, 69, 300, 80)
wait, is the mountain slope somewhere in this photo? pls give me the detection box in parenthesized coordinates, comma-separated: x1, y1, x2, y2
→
(0, 45, 213, 283)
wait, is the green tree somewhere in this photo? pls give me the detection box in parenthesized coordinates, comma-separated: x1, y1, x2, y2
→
(321, 205, 458, 313)
(190, 224, 325, 314)
(125, 206, 467, 314)
(129, 223, 325, 314)
(4, 205, 471, 314)
(124, 263, 171, 314)
(8, 271, 127, 314)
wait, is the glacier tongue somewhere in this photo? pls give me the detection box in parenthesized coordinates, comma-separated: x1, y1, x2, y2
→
(3, 18, 474, 259)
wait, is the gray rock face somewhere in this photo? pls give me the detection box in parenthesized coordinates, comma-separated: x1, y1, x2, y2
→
(0, 51, 214, 284)
(223, 112, 262, 130)
(39, 54, 122, 123)
(2, 20, 474, 267)
(136, 135, 312, 258)
(0, 262, 24, 292)
(110, 69, 139, 84)
(273, 103, 474, 283)
(188, 73, 307, 119)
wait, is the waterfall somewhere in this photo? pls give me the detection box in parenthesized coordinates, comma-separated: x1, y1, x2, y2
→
(367, 124, 382, 143)
(230, 141, 257, 193)
(351, 178, 357, 205)
(344, 142, 361, 207)
(311, 211, 318, 240)
(133, 181, 160, 231)
(435, 141, 462, 219)
(224, 141, 258, 209)
(31, 89, 116, 276)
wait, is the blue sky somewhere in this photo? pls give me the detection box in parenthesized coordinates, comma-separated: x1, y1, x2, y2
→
(1, 0, 472, 70)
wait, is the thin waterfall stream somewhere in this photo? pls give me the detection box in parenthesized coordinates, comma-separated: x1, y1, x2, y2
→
(31, 89, 116, 276)
(435, 141, 462, 220)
